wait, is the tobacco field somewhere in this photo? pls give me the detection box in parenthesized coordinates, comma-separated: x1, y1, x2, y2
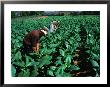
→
(11, 15, 100, 77)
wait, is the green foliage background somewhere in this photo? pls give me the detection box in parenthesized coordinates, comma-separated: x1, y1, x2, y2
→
(11, 15, 100, 77)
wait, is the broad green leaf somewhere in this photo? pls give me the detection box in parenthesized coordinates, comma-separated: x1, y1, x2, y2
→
(86, 50, 91, 54)
(38, 55, 52, 68)
(62, 72, 72, 77)
(59, 49, 65, 56)
(55, 60, 62, 66)
(14, 51, 22, 61)
(50, 66, 56, 71)
(11, 65, 16, 77)
(65, 55, 72, 67)
(23, 69, 30, 77)
(30, 70, 39, 77)
(65, 41, 69, 49)
(69, 65, 80, 71)
(18, 69, 30, 77)
(55, 57, 62, 65)
(25, 55, 33, 67)
(49, 44, 58, 48)
(26, 62, 33, 67)
(90, 59, 99, 68)
(55, 65, 66, 76)
(77, 36, 81, 41)
(47, 70, 54, 76)
(91, 52, 99, 60)
(17, 36, 22, 41)
(13, 61, 25, 67)
(69, 39, 74, 45)
(29, 52, 38, 56)
(40, 48, 47, 55)
(18, 71, 24, 77)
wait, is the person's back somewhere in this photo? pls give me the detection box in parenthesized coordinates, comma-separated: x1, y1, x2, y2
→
(48, 21, 59, 33)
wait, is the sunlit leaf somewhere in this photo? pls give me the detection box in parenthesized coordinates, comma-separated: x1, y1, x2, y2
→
(11, 65, 16, 76)
(47, 70, 54, 76)
(59, 49, 65, 56)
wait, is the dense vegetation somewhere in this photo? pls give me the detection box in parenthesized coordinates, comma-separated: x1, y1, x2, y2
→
(11, 15, 100, 77)
(11, 11, 100, 18)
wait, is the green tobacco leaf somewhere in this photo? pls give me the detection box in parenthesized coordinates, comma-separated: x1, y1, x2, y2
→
(29, 52, 38, 56)
(77, 37, 81, 41)
(14, 51, 22, 61)
(18, 71, 24, 77)
(38, 55, 52, 68)
(23, 69, 30, 77)
(55, 57, 62, 66)
(55, 60, 62, 66)
(86, 50, 91, 54)
(40, 48, 47, 55)
(69, 39, 74, 45)
(26, 62, 33, 67)
(18, 69, 30, 77)
(55, 65, 66, 76)
(65, 41, 69, 49)
(46, 49, 53, 54)
(30, 70, 39, 77)
(57, 34, 62, 40)
(75, 34, 81, 41)
(25, 55, 33, 67)
(69, 65, 80, 71)
(65, 55, 72, 66)
(47, 70, 54, 76)
(59, 49, 65, 56)
(50, 66, 56, 71)
(49, 44, 58, 48)
(26, 56, 29, 65)
(90, 59, 99, 68)
(17, 36, 22, 40)
(11, 65, 16, 77)
(91, 52, 99, 60)
(62, 72, 72, 77)
(13, 61, 25, 67)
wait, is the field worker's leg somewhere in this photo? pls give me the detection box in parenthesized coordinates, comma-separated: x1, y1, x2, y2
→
(32, 47, 37, 52)
(36, 43, 40, 52)
(32, 42, 39, 53)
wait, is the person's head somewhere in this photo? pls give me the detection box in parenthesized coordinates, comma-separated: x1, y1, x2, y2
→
(51, 21, 59, 30)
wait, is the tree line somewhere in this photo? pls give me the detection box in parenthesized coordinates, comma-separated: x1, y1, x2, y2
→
(11, 11, 100, 18)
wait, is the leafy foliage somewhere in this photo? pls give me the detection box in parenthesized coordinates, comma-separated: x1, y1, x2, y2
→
(11, 15, 100, 77)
